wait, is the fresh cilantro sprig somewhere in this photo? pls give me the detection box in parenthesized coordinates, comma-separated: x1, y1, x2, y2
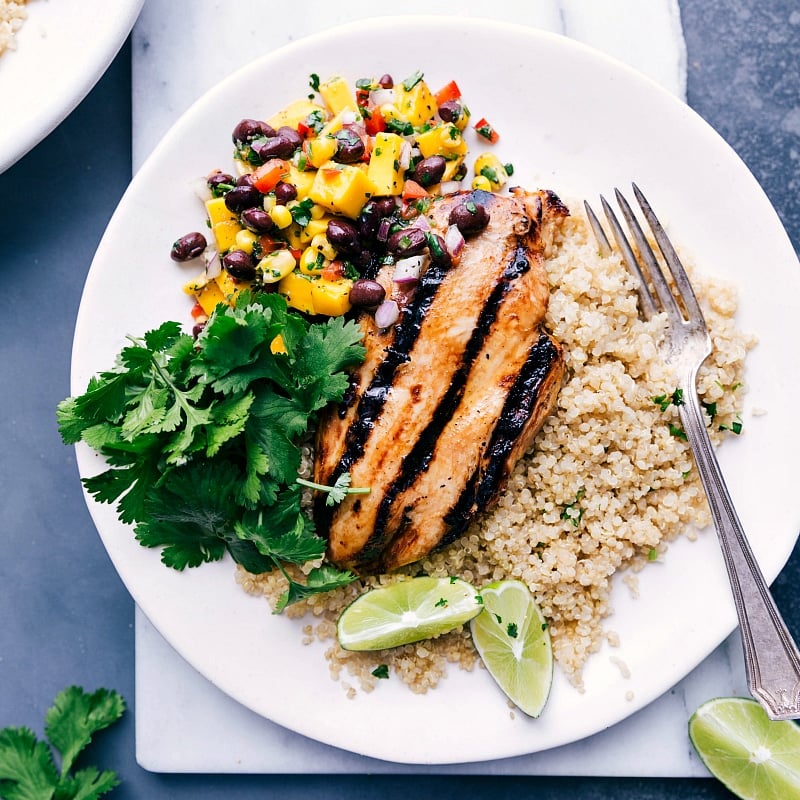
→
(296, 473, 370, 507)
(0, 686, 125, 800)
(57, 292, 366, 609)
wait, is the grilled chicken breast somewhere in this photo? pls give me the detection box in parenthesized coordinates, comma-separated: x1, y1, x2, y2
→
(315, 188, 568, 573)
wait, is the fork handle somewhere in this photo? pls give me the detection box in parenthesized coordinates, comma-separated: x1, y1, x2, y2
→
(680, 385, 800, 720)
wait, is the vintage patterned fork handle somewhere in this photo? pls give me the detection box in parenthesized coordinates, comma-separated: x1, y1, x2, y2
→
(679, 374, 800, 720)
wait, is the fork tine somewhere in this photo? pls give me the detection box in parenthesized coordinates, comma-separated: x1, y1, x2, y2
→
(632, 183, 706, 325)
(583, 200, 612, 257)
(596, 195, 658, 318)
(613, 189, 684, 323)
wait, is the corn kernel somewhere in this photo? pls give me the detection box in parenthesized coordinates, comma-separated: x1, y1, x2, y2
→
(258, 249, 297, 283)
(263, 194, 277, 212)
(471, 175, 493, 192)
(310, 203, 327, 220)
(310, 233, 337, 260)
(234, 229, 259, 254)
(473, 152, 509, 190)
(269, 204, 293, 229)
(299, 245, 328, 274)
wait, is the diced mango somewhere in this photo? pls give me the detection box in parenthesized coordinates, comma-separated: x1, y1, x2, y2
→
(288, 164, 316, 199)
(310, 278, 353, 317)
(318, 75, 358, 115)
(270, 334, 287, 355)
(215, 269, 249, 304)
(206, 196, 237, 227)
(415, 123, 468, 159)
(305, 135, 338, 168)
(278, 270, 316, 314)
(192, 280, 227, 316)
(213, 220, 243, 253)
(268, 98, 327, 130)
(367, 132, 405, 196)
(396, 80, 437, 127)
(318, 109, 349, 138)
(308, 162, 373, 219)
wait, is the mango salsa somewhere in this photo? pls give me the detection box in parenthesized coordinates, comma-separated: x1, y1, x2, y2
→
(179, 69, 511, 323)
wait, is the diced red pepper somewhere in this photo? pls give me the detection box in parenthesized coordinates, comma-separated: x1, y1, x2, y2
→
(364, 109, 386, 135)
(434, 80, 461, 106)
(474, 117, 500, 143)
(252, 159, 290, 192)
(260, 236, 285, 254)
(190, 302, 206, 319)
(401, 179, 429, 201)
(321, 260, 346, 281)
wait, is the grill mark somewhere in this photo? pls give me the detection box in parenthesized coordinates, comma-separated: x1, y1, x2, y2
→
(315, 258, 451, 529)
(353, 245, 532, 565)
(442, 332, 560, 543)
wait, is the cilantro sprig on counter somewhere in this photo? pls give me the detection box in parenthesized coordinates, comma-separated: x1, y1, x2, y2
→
(0, 686, 125, 800)
(57, 292, 366, 610)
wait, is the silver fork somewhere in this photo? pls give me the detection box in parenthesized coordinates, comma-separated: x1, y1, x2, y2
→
(585, 184, 800, 720)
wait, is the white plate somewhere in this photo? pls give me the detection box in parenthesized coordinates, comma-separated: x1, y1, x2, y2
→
(71, 17, 800, 764)
(0, 0, 143, 173)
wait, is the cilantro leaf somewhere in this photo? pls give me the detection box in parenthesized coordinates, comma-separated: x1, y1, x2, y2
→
(58, 293, 367, 610)
(275, 564, 357, 613)
(0, 726, 59, 800)
(0, 688, 124, 800)
(45, 687, 125, 778)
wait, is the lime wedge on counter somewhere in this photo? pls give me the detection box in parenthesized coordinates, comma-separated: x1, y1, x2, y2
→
(469, 580, 553, 717)
(337, 576, 482, 651)
(688, 697, 800, 800)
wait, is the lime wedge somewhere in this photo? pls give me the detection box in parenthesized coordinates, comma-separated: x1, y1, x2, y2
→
(689, 697, 800, 800)
(469, 580, 553, 717)
(337, 576, 482, 651)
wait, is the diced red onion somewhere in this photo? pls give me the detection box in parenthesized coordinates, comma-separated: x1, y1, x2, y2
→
(191, 176, 212, 202)
(377, 217, 392, 242)
(399, 140, 412, 170)
(410, 214, 430, 231)
(440, 180, 460, 195)
(370, 88, 395, 107)
(394, 255, 426, 283)
(374, 299, 400, 328)
(204, 249, 221, 278)
(444, 224, 465, 258)
(341, 110, 359, 126)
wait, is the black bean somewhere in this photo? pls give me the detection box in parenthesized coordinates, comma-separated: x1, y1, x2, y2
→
(412, 155, 446, 187)
(224, 184, 261, 212)
(207, 172, 234, 196)
(171, 232, 207, 262)
(236, 173, 255, 187)
(253, 135, 296, 161)
(335, 128, 365, 163)
(349, 279, 386, 307)
(273, 182, 297, 204)
(240, 207, 274, 233)
(387, 226, 427, 257)
(232, 118, 275, 143)
(378, 74, 393, 88)
(222, 249, 256, 281)
(276, 125, 303, 150)
(448, 199, 490, 236)
(357, 197, 399, 240)
(373, 196, 398, 217)
(326, 218, 361, 254)
(438, 100, 465, 125)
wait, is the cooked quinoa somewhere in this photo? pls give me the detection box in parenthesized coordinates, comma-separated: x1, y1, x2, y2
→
(0, 1, 27, 56)
(237, 202, 755, 695)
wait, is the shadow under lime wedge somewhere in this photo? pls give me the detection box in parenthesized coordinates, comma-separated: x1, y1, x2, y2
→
(689, 697, 800, 800)
(469, 580, 553, 718)
(337, 576, 482, 651)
